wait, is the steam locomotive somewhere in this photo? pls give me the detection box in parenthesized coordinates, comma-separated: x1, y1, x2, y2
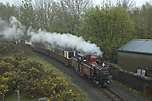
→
(31, 44, 112, 87)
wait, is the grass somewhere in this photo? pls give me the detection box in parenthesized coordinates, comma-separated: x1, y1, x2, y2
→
(6, 94, 35, 101)
(113, 80, 144, 96)
(28, 52, 72, 80)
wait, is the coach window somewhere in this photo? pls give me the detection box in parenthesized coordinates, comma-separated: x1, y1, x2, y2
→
(69, 51, 74, 58)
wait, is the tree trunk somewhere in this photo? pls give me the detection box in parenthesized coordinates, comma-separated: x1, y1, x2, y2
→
(1, 94, 5, 101)
(17, 90, 20, 101)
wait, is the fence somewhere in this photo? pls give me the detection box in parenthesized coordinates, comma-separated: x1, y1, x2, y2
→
(110, 63, 152, 99)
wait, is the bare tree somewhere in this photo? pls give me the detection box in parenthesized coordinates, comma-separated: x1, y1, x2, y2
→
(59, 0, 92, 33)
(60, 0, 92, 20)
(32, 0, 57, 30)
(117, 0, 135, 8)
(20, 0, 92, 33)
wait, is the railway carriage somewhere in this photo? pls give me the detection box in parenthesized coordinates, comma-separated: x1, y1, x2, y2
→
(71, 57, 81, 73)
(49, 48, 76, 66)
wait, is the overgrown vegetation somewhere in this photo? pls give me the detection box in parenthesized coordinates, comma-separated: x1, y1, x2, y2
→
(0, 55, 85, 101)
(0, 42, 86, 101)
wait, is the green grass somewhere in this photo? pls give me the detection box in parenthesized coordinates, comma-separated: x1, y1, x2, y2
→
(113, 80, 143, 96)
(29, 53, 57, 71)
(6, 94, 35, 101)
(28, 52, 72, 80)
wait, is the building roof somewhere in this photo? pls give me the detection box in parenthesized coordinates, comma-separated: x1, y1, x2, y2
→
(118, 39, 152, 55)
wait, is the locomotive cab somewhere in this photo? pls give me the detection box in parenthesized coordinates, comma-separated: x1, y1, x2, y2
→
(72, 53, 112, 87)
(84, 54, 97, 65)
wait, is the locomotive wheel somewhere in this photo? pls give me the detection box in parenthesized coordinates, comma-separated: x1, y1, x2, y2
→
(100, 82, 108, 88)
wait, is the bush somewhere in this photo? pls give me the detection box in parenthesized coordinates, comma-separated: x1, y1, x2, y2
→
(0, 56, 86, 101)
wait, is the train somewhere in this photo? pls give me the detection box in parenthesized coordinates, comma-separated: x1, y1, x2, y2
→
(30, 43, 112, 87)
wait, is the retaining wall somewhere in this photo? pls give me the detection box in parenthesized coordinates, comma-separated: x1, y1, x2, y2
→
(111, 63, 152, 99)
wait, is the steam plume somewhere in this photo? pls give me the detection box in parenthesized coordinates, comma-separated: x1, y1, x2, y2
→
(0, 16, 24, 40)
(29, 31, 103, 55)
(0, 16, 103, 56)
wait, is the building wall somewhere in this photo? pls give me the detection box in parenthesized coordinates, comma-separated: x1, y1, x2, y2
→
(117, 52, 152, 73)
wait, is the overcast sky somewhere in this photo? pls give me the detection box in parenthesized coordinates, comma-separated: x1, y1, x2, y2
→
(94, 0, 151, 6)
(0, 0, 151, 7)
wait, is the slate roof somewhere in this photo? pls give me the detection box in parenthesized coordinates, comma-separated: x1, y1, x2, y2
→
(118, 39, 152, 55)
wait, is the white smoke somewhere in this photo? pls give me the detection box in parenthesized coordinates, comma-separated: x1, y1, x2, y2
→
(0, 16, 103, 56)
(29, 31, 103, 56)
(0, 16, 24, 40)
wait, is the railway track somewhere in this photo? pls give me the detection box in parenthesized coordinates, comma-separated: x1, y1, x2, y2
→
(35, 52, 140, 101)
(102, 87, 126, 101)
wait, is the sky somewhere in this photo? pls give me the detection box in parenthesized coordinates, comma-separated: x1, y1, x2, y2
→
(94, 0, 151, 6)
(0, 0, 151, 7)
